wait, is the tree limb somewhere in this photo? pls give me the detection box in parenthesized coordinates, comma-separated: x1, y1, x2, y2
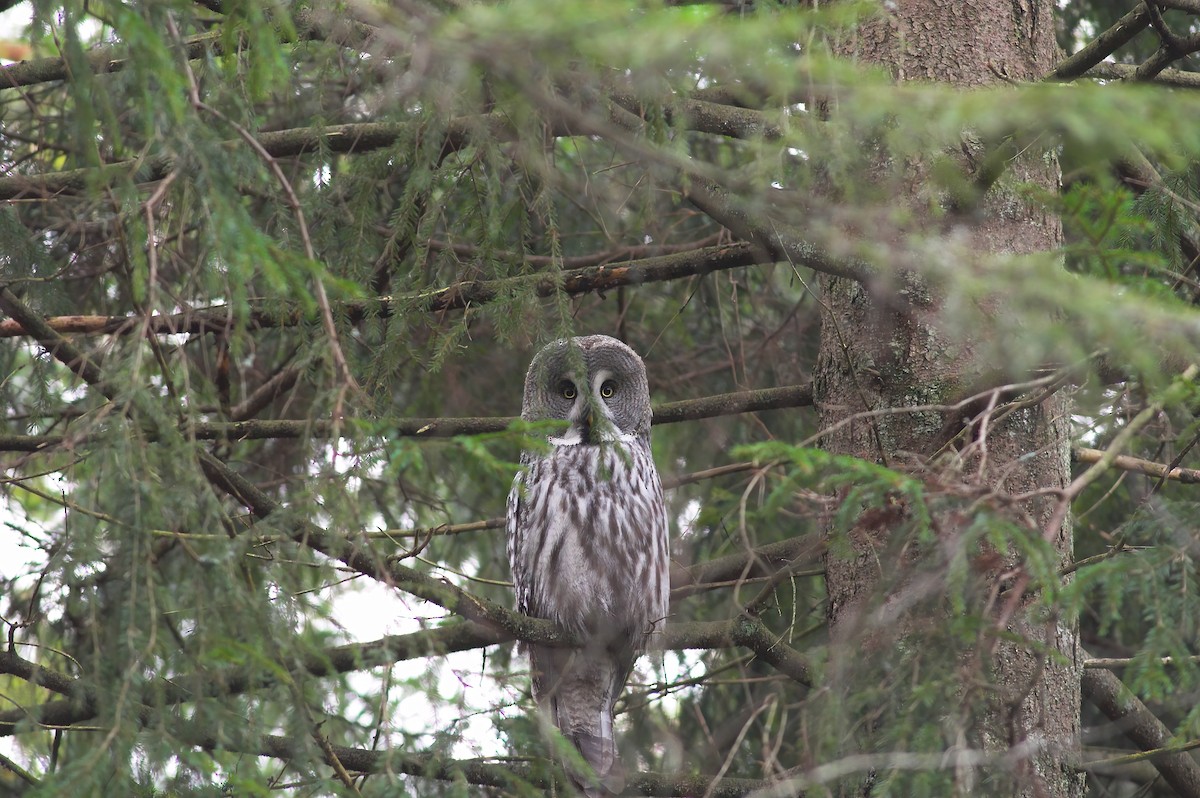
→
(1047, 3, 1152, 81)
(195, 730, 769, 797)
(0, 646, 767, 796)
(682, 179, 868, 282)
(0, 383, 815, 452)
(1082, 665, 1200, 798)
(1073, 446, 1200, 484)
(1085, 59, 1200, 88)
(0, 8, 377, 91)
(0, 616, 808, 739)
(0, 243, 766, 338)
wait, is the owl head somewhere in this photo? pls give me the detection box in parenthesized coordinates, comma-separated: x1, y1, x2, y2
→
(521, 335, 652, 444)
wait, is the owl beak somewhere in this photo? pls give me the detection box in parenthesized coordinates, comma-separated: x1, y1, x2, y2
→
(580, 404, 596, 444)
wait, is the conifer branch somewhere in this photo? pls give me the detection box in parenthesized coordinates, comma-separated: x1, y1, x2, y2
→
(1047, 3, 1152, 81)
(1086, 60, 1200, 88)
(3, 647, 773, 796)
(1073, 446, 1200, 484)
(0, 383, 815, 452)
(0, 243, 766, 338)
(426, 232, 725, 269)
(0, 95, 792, 201)
(671, 533, 824, 599)
(195, 731, 768, 797)
(0, 617, 807, 737)
(682, 179, 868, 282)
(1082, 665, 1200, 797)
(0, 284, 554, 645)
(0, 116, 503, 201)
(0, 8, 376, 91)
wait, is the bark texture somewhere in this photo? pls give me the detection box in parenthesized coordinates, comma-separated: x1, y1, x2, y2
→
(816, 3, 1083, 797)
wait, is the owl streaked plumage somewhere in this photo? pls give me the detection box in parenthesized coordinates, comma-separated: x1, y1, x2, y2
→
(506, 335, 670, 796)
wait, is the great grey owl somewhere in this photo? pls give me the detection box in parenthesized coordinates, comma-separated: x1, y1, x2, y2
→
(506, 335, 670, 796)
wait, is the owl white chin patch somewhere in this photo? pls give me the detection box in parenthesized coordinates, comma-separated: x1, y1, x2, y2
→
(548, 429, 637, 446)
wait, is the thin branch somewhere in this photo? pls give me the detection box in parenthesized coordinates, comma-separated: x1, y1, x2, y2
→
(0, 243, 767, 339)
(0, 8, 376, 91)
(1083, 739, 1200, 769)
(0, 616, 807, 739)
(0, 383, 815, 452)
(1085, 654, 1200, 669)
(0, 529, 818, 718)
(1045, 364, 1198, 539)
(1086, 59, 1200, 88)
(0, 285, 556, 645)
(1073, 446, 1200, 484)
(671, 533, 824, 600)
(610, 91, 784, 141)
(0, 90, 792, 202)
(205, 731, 768, 797)
(0, 114, 512, 201)
(426, 232, 725, 270)
(0, 644, 767, 797)
(682, 179, 867, 282)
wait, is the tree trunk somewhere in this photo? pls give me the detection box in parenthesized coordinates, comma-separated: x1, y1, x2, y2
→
(816, 3, 1083, 796)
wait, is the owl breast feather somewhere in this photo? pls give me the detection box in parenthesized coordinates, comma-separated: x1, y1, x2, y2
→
(513, 440, 667, 643)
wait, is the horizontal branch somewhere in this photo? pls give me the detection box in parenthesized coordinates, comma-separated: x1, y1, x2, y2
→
(611, 90, 783, 141)
(0, 112, 506, 201)
(671, 532, 824, 599)
(427, 232, 724, 270)
(0, 243, 765, 340)
(0, 648, 766, 796)
(0, 614, 808, 741)
(0, 527, 819, 718)
(1084, 60, 1200, 89)
(1, 88, 788, 203)
(0, 8, 376, 91)
(193, 730, 768, 797)
(0, 382, 814, 453)
(1074, 446, 1200, 484)
(1084, 654, 1200, 669)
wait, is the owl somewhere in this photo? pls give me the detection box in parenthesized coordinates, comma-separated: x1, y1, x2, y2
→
(506, 335, 670, 796)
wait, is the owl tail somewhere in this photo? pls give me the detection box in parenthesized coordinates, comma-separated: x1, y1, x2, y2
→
(573, 729, 628, 796)
(533, 647, 630, 796)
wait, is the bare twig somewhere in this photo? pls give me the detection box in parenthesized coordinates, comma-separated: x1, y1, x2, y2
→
(1085, 654, 1200, 669)
(1073, 446, 1200, 484)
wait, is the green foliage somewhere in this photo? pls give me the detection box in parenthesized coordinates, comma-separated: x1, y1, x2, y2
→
(2, 0, 1200, 795)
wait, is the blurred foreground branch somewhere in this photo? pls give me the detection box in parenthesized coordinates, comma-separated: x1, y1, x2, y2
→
(0, 383, 815, 452)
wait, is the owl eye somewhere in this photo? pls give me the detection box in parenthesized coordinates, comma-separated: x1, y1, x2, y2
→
(559, 381, 577, 400)
(600, 380, 616, 399)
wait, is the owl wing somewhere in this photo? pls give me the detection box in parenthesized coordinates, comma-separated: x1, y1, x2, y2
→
(506, 444, 669, 796)
(505, 466, 531, 619)
(506, 457, 626, 795)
